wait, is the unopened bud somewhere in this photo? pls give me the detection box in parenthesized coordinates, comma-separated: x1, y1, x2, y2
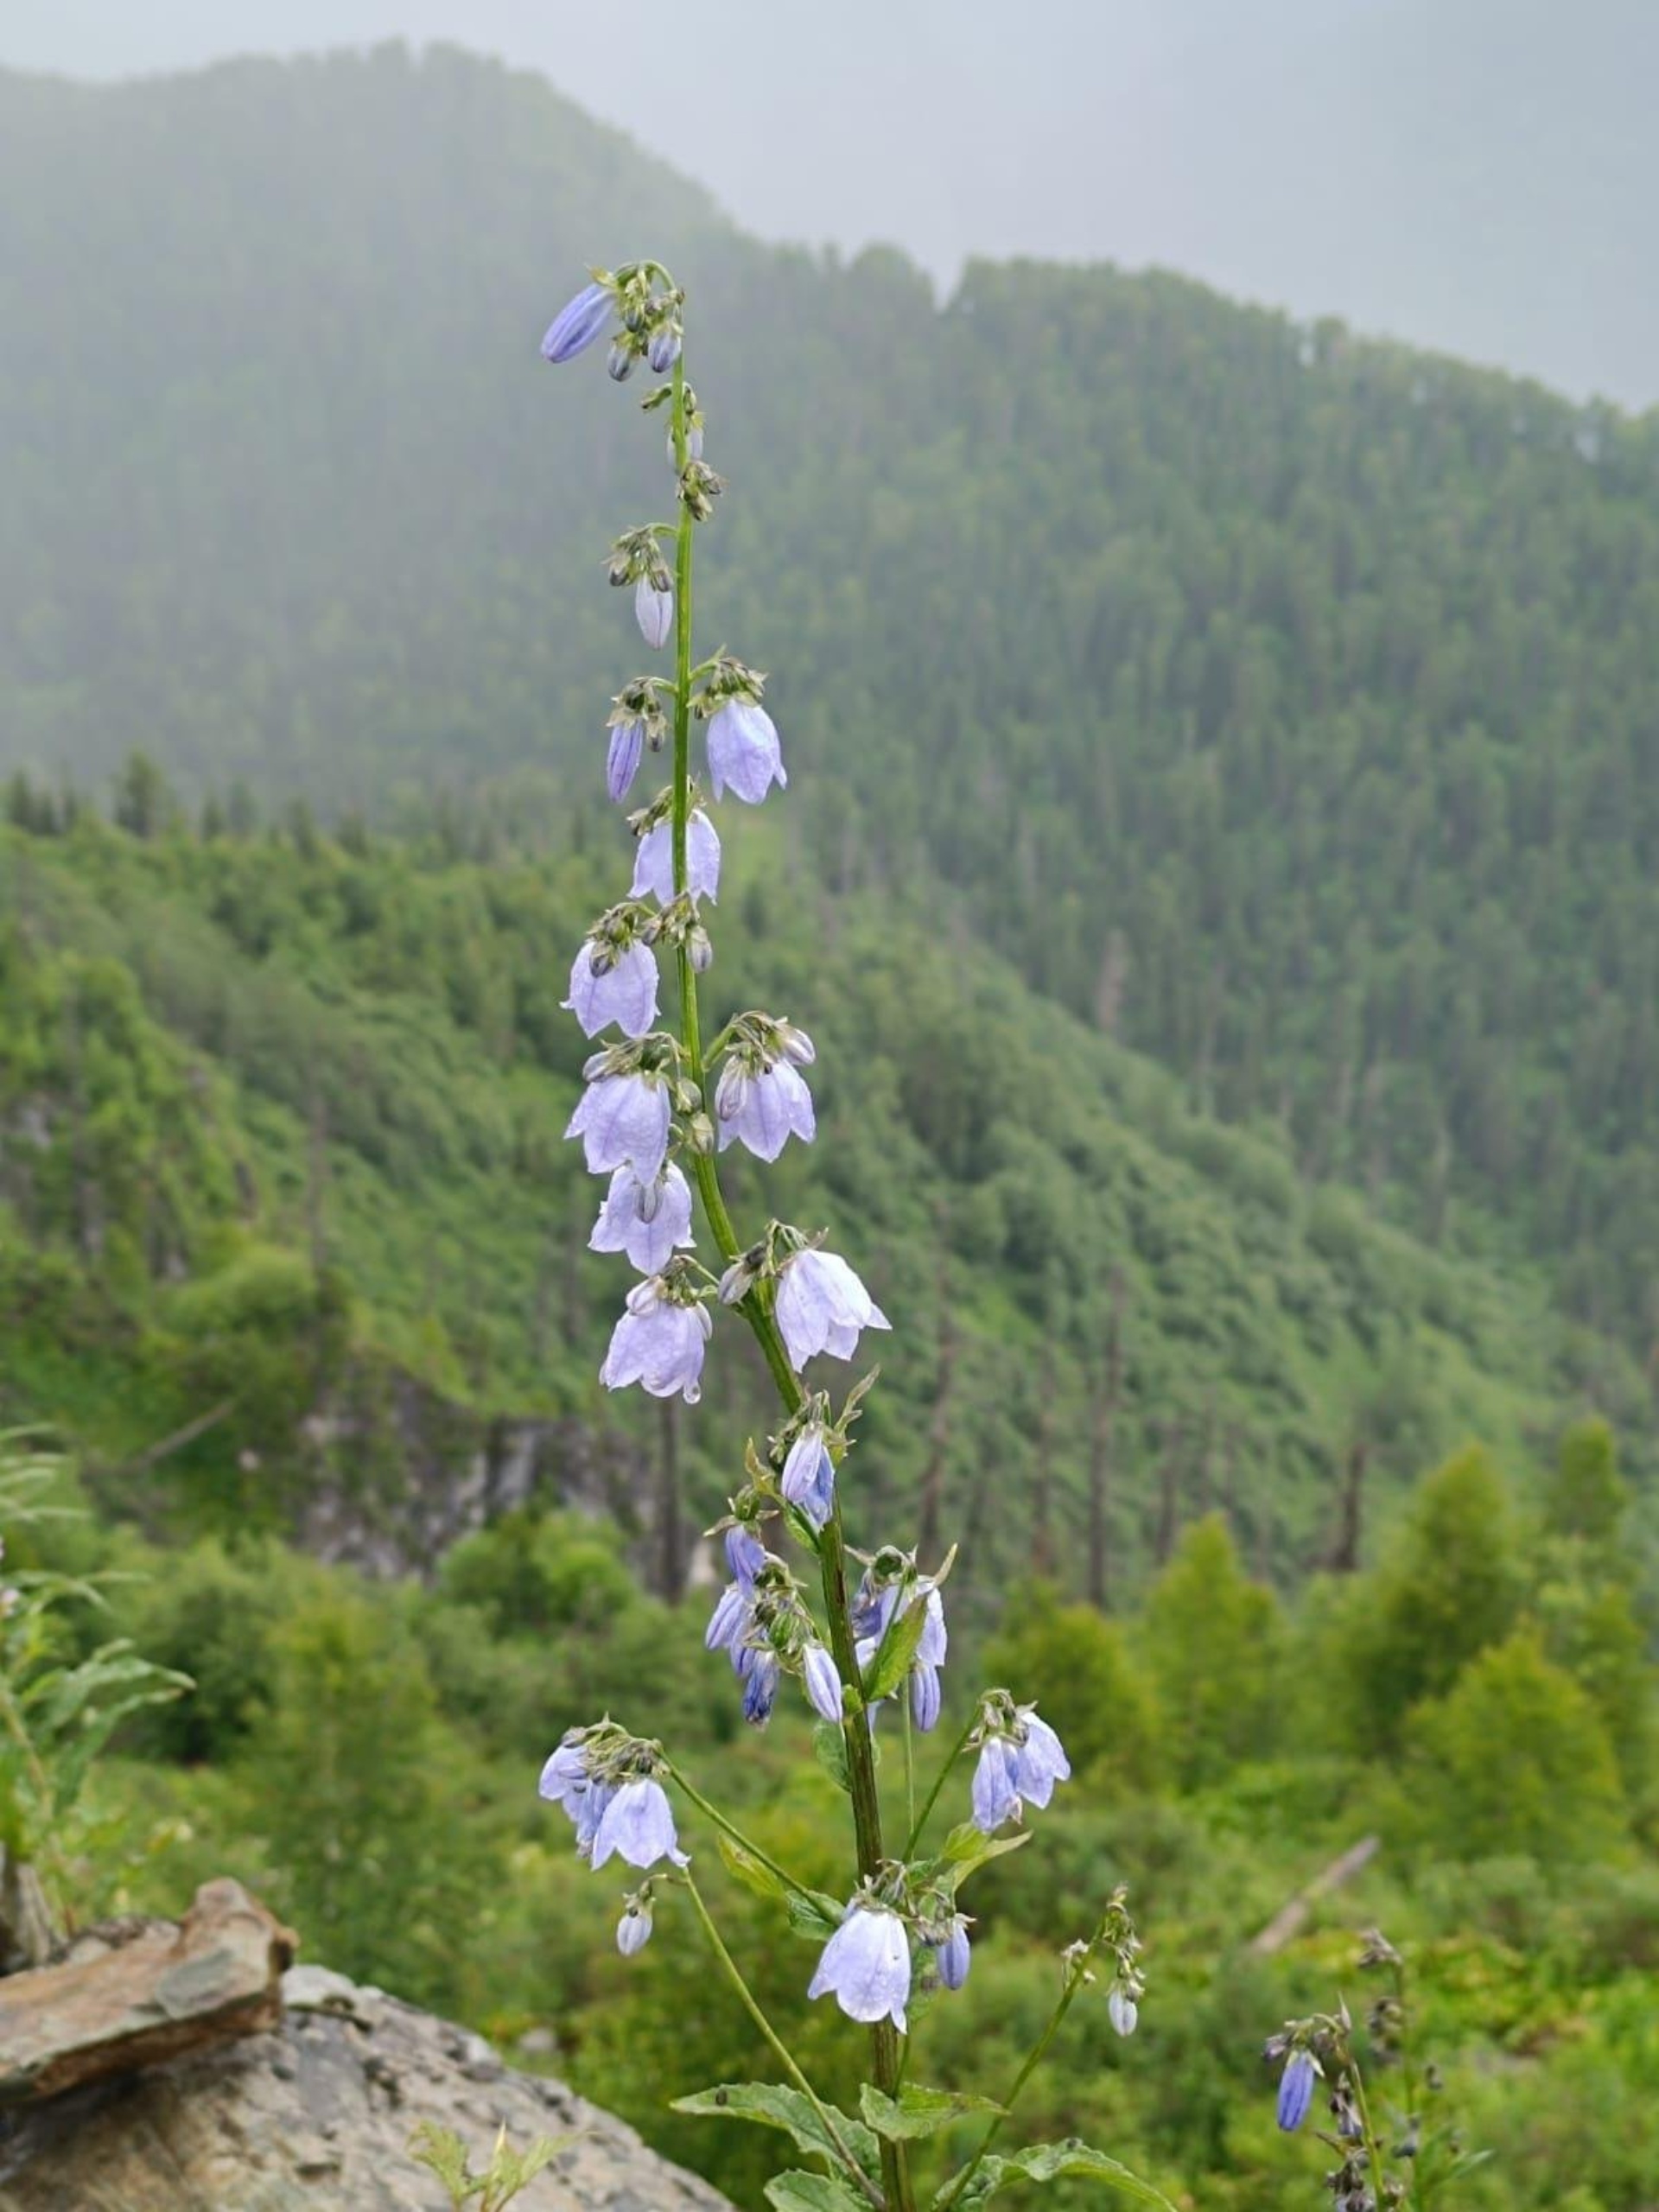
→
(686, 1111, 716, 1155)
(672, 1078, 702, 1116)
(780, 1024, 816, 1066)
(688, 925, 714, 974)
(588, 944, 615, 978)
(648, 324, 682, 373)
(715, 1061, 751, 1121)
(719, 1259, 755, 1305)
(607, 340, 634, 383)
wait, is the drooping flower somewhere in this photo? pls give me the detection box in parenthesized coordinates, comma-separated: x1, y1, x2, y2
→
(617, 1900, 653, 1956)
(802, 1643, 845, 1724)
(563, 938, 659, 1040)
(589, 1162, 695, 1275)
(635, 577, 674, 650)
(970, 1736, 1021, 1834)
(707, 700, 786, 804)
(631, 810, 721, 905)
(775, 1249, 890, 1370)
(704, 1579, 752, 1657)
(565, 1071, 671, 1182)
(726, 1524, 766, 1587)
(780, 1422, 836, 1530)
(600, 1277, 712, 1403)
(716, 1059, 816, 1162)
(1009, 1713, 1071, 1808)
(1277, 2050, 1319, 2133)
(541, 280, 612, 365)
(935, 1916, 972, 1992)
(590, 1777, 682, 1872)
(537, 1732, 590, 1817)
(853, 1573, 947, 1733)
(909, 1662, 942, 1732)
(648, 323, 682, 373)
(573, 1779, 616, 1859)
(809, 1903, 912, 2031)
(740, 1646, 779, 1726)
(1109, 1987, 1139, 2037)
(607, 340, 634, 382)
(607, 720, 645, 803)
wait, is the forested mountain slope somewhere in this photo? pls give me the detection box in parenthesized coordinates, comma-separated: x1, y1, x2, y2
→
(4, 45, 1659, 1358)
(3, 805, 1640, 1598)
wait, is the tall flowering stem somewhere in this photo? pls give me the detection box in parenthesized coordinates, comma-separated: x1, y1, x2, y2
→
(539, 258, 1161, 2212)
(665, 323, 916, 2212)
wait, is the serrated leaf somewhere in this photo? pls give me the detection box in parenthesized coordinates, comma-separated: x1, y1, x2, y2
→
(785, 1887, 848, 1942)
(861, 1596, 929, 1703)
(673, 2082, 879, 2179)
(859, 2083, 1004, 2141)
(936, 2140, 1179, 2209)
(717, 1831, 790, 1902)
(766, 2175, 870, 2212)
(813, 1720, 852, 1794)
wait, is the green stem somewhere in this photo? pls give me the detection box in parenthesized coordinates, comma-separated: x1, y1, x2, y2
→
(682, 1868, 883, 2209)
(668, 345, 916, 2212)
(1347, 2054, 1393, 2212)
(938, 1959, 1090, 2210)
(903, 1699, 917, 1847)
(664, 1761, 814, 1903)
(903, 1718, 975, 1859)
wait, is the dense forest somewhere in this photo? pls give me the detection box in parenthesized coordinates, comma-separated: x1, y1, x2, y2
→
(4, 46, 1659, 1370)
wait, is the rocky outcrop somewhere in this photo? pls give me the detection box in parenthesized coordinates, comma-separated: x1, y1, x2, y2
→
(0, 1901, 732, 2212)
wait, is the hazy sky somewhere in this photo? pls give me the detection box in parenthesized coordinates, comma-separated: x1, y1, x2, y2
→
(6, 0, 1656, 406)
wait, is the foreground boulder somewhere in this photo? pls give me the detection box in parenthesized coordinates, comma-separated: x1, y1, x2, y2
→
(0, 1890, 730, 2211)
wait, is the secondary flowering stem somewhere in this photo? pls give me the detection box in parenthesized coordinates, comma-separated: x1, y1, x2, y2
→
(669, 342, 917, 2212)
(681, 1867, 883, 2209)
(938, 1937, 1099, 2211)
(902, 1716, 976, 1859)
(663, 1760, 813, 1902)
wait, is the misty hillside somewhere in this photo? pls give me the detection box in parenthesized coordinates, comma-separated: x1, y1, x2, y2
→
(4, 42, 1659, 1376)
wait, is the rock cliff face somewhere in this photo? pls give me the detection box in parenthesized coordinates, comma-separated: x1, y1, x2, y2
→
(0, 1951, 732, 2212)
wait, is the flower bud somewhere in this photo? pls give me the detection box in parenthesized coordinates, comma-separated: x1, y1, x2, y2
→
(715, 1061, 751, 1122)
(540, 279, 612, 365)
(648, 324, 682, 373)
(719, 1258, 755, 1305)
(1109, 1987, 1138, 2037)
(607, 721, 645, 804)
(688, 925, 714, 974)
(672, 1078, 702, 1116)
(686, 1111, 716, 1155)
(617, 1902, 653, 1956)
(635, 577, 673, 651)
(607, 340, 635, 383)
(779, 1024, 816, 1066)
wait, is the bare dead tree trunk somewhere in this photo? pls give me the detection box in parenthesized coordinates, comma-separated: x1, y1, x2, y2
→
(1087, 1268, 1125, 1610)
(1326, 1439, 1370, 1573)
(1029, 1343, 1057, 1580)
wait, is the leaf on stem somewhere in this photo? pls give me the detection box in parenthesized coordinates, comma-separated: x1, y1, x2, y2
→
(784, 1887, 848, 1942)
(674, 2083, 880, 2179)
(766, 2176, 872, 2212)
(716, 1832, 790, 1902)
(812, 1720, 852, 1794)
(859, 2083, 1004, 2141)
(934, 2141, 1179, 2209)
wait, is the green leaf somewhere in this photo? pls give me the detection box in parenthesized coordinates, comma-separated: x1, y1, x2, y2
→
(935, 2141, 1179, 2210)
(673, 2083, 879, 2179)
(936, 1821, 1033, 1890)
(765, 2175, 870, 2212)
(861, 1594, 930, 1703)
(784, 1887, 848, 1942)
(859, 2083, 1003, 2141)
(813, 1720, 852, 1794)
(716, 1831, 790, 1902)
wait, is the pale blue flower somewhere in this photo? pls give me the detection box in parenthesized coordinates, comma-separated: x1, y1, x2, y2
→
(970, 1737, 1021, 1834)
(704, 1580, 752, 1656)
(1009, 1712, 1071, 1808)
(910, 1662, 942, 1732)
(854, 1580, 946, 1733)
(708, 701, 786, 804)
(541, 280, 612, 364)
(717, 1060, 816, 1162)
(808, 1904, 912, 2032)
(589, 1163, 695, 1274)
(635, 577, 674, 650)
(563, 938, 659, 1040)
(774, 1249, 890, 1370)
(935, 1917, 971, 1992)
(537, 1732, 589, 1815)
(565, 1072, 671, 1181)
(781, 1423, 836, 1530)
(573, 1778, 615, 1859)
(590, 1777, 682, 1872)
(648, 324, 682, 373)
(726, 1524, 766, 1588)
(631, 810, 721, 905)
(1277, 2050, 1318, 2133)
(617, 1901, 653, 1956)
(803, 1643, 845, 1724)
(741, 1646, 779, 1726)
(607, 721, 645, 803)
(600, 1278, 712, 1404)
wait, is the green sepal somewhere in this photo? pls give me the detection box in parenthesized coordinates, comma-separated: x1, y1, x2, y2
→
(934, 2140, 1179, 2209)
(859, 2083, 1003, 2141)
(673, 2083, 879, 2182)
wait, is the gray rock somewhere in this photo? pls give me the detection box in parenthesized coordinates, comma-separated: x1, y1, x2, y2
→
(0, 1969, 734, 2212)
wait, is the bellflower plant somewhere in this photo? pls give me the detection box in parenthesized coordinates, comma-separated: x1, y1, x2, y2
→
(535, 258, 1168, 2212)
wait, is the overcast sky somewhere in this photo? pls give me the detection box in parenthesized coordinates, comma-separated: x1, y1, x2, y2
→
(6, 0, 1656, 407)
